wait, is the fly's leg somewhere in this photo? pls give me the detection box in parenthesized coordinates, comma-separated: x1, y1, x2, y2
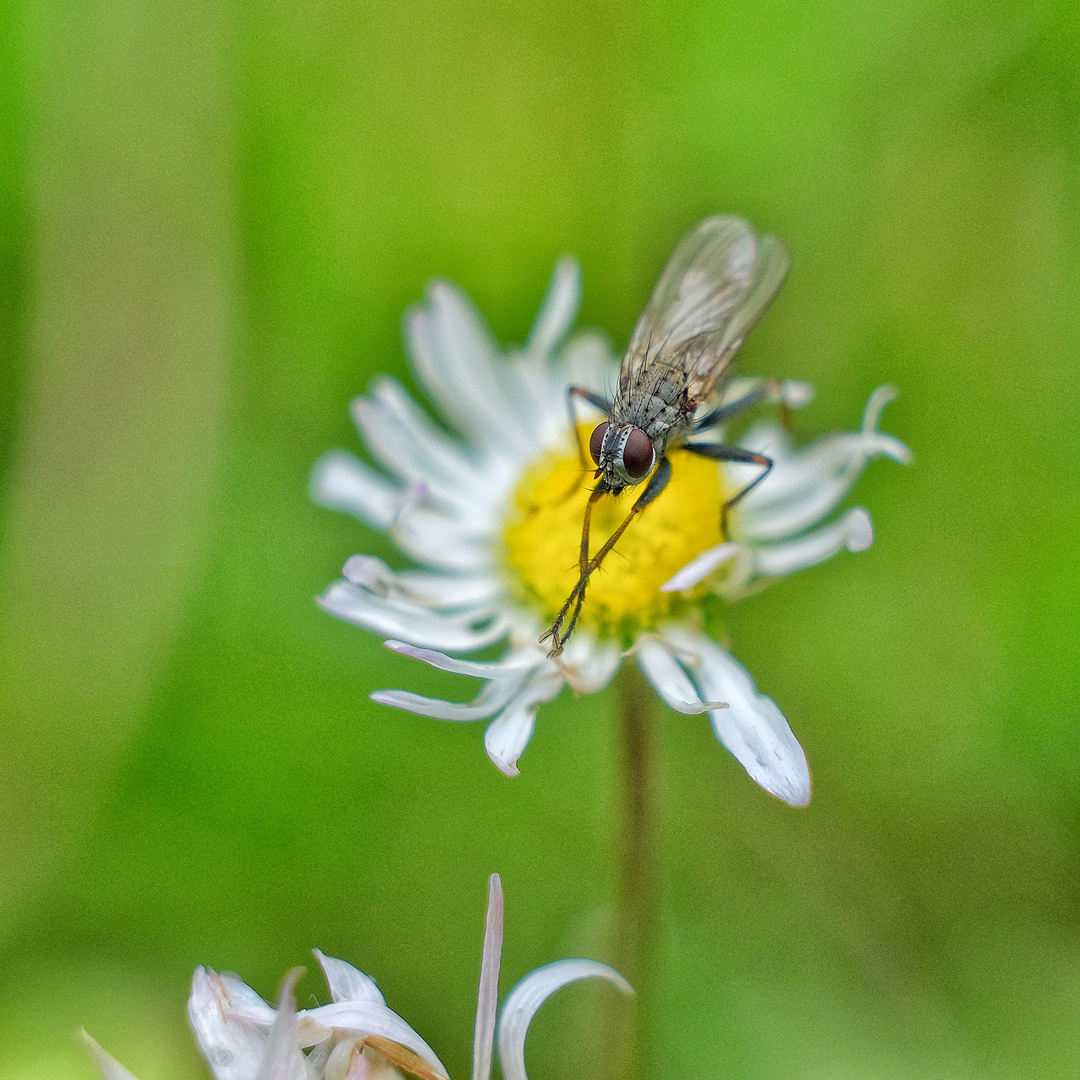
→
(567, 386, 613, 466)
(557, 386, 613, 502)
(540, 485, 604, 656)
(541, 457, 672, 657)
(683, 442, 773, 540)
(694, 378, 793, 434)
(551, 484, 605, 655)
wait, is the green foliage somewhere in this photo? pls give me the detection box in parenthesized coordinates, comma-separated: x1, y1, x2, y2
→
(0, 0, 1078, 1076)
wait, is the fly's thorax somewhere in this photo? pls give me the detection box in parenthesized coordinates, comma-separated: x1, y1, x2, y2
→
(590, 420, 656, 489)
(613, 379, 690, 449)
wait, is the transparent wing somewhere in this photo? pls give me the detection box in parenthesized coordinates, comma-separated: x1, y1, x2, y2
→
(621, 216, 790, 411)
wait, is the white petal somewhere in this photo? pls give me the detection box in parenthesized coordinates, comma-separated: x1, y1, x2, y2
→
(189, 968, 270, 1080)
(372, 675, 526, 722)
(407, 284, 532, 455)
(314, 950, 386, 1006)
(472, 875, 505, 1080)
(662, 628, 810, 806)
(351, 386, 487, 509)
(735, 386, 908, 541)
(750, 507, 873, 579)
(557, 633, 621, 694)
(483, 671, 564, 776)
(369, 377, 482, 479)
(310, 456, 493, 575)
(385, 640, 544, 678)
(780, 379, 814, 408)
(343, 554, 412, 591)
(298, 1002, 447, 1079)
(343, 557, 502, 612)
(318, 582, 508, 652)
(503, 352, 566, 445)
(311, 451, 400, 530)
(526, 258, 581, 357)
(381, 500, 495, 571)
(255, 970, 310, 1080)
(316, 471, 495, 573)
(659, 542, 743, 592)
(81, 1033, 140, 1080)
(560, 331, 619, 399)
(393, 571, 503, 609)
(496, 961, 633, 1080)
(636, 638, 728, 714)
(216, 972, 278, 1025)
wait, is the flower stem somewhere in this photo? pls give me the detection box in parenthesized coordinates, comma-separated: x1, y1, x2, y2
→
(606, 661, 660, 1080)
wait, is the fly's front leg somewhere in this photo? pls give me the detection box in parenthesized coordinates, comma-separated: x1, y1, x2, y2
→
(683, 442, 773, 540)
(541, 458, 673, 657)
(541, 486, 605, 656)
(559, 386, 613, 501)
(566, 386, 612, 468)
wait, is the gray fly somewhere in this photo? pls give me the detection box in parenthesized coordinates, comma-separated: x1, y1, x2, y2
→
(541, 215, 791, 657)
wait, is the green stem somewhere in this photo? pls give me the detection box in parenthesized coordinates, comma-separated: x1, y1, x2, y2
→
(605, 662, 660, 1080)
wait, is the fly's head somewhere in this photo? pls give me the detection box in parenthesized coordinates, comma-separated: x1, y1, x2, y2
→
(589, 421, 656, 494)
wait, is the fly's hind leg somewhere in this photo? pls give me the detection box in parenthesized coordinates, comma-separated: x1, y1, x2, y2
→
(683, 442, 773, 541)
(541, 457, 673, 657)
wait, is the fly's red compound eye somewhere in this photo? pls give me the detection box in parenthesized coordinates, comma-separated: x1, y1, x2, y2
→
(622, 427, 654, 478)
(589, 422, 610, 466)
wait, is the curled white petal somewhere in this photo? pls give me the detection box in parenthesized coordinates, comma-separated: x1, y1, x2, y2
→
(472, 875, 505, 1080)
(556, 634, 621, 694)
(219, 974, 279, 1026)
(862, 385, 905, 440)
(392, 571, 503, 610)
(497, 960, 633, 1080)
(385, 640, 544, 679)
(299, 1001, 447, 1079)
(311, 451, 401, 530)
(780, 379, 814, 408)
(314, 950, 386, 1007)
(343, 555, 399, 591)
(81, 1033, 140, 1080)
(255, 970, 309, 1080)
(660, 542, 742, 592)
(751, 507, 873, 579)
(343, 557, 501, 612)
(372, 675, 526, 722)
(736, 386, 908, 542)
(662, 627, 810, 806)
(319, 581, 508, 652)
(636, 638, 727, 714)
(527, 258, 581, 357)
(188, 967, 271, 1080)
(484, 671, 565, 775)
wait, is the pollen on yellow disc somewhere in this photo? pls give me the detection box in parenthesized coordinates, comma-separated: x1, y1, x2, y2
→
(501, 427, 727, 636)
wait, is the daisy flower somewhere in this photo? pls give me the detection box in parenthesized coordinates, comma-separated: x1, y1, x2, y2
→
(83, 874, 630, 1080)
(312, 255, 908, 806)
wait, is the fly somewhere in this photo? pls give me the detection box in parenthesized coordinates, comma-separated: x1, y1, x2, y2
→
(540, 215, 791, 657)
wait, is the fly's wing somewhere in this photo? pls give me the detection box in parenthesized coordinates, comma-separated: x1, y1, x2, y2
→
(617, 216, 790, 423)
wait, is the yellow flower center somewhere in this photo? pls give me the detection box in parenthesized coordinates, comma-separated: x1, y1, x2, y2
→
(501, 427, 728, 638)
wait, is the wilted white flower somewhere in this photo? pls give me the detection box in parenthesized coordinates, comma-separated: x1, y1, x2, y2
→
(312, 259, 908, 806)
(84, 874, 630, 1080)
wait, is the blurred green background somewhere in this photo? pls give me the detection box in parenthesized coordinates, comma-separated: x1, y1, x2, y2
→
(1, 0, 1079, 1076)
